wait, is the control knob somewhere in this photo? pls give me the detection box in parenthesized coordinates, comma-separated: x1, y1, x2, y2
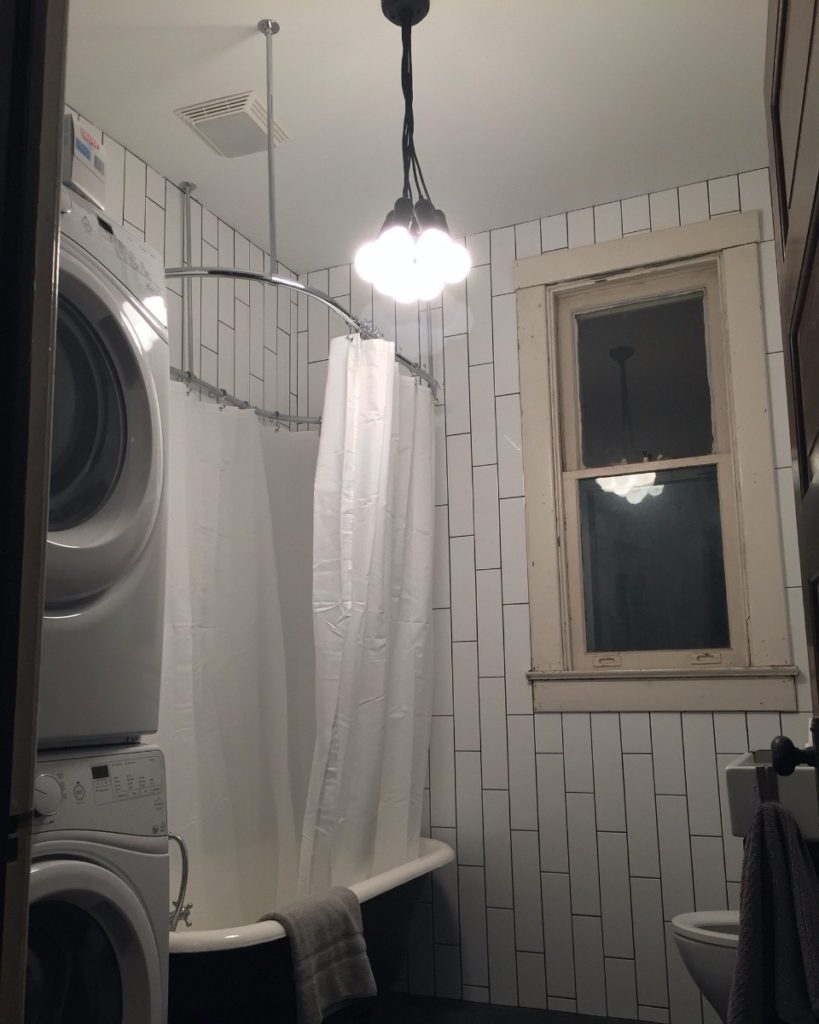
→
(33, 774, 63, 817)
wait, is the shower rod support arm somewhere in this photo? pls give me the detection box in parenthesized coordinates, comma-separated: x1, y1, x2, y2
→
(258, 19, 280, 270)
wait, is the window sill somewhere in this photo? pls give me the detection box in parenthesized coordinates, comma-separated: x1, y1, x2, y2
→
(529, 666, 798, 712)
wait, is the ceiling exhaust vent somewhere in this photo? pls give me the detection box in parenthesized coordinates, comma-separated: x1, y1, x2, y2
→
(175, 92, 288, 158)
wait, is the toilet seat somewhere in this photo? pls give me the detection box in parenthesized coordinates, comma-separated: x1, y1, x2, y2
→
(672, 910, 739, 948)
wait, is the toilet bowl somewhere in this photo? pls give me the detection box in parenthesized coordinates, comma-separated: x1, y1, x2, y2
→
(672, 910, 739, 1022)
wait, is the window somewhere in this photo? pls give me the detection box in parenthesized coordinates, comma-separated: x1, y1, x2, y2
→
(556, 262, 746, 670)
(516, 214, 796, 710)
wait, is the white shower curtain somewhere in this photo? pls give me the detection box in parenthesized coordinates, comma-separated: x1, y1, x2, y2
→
(156, 384, 316, 928)
(298, 334, 436, 893)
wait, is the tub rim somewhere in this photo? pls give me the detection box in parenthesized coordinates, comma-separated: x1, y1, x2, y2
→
(170, 837, 454, 953)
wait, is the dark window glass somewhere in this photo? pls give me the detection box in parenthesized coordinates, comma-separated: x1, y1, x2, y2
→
(579, 464, 729, 652)
(26, 900, 123, 1023)
(49, 297, 126, 531)
(576, 294, 713, 467)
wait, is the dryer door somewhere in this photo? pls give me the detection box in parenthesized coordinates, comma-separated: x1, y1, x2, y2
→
(26, 858, 163, 1023)
(46, 241, 165, 607)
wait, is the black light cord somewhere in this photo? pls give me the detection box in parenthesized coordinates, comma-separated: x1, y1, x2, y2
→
(400, 13, 431, 206)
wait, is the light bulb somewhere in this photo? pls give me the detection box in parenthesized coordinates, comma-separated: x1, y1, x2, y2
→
(415, 228, 453, 279)
(415, 263, 444, 302)
(354, 240, 381, 284)
(378, 225, 415, 264)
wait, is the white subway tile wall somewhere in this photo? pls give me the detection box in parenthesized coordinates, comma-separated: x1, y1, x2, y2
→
(92, 121, 808, 1022)
(299, 168, 808, 1022)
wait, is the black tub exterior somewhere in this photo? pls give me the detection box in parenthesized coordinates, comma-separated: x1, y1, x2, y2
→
(168, 876, 425, 1023)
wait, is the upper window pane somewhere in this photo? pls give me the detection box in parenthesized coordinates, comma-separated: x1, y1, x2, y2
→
(576, 293, 713, 467)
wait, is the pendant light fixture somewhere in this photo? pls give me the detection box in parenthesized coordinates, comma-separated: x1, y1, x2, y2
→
(354, 0, 471, 304)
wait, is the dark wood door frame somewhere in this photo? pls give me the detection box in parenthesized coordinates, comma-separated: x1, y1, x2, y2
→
(0, 1, 67, 1019)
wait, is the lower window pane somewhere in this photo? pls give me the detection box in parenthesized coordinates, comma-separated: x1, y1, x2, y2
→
(579, 464, 730, 652)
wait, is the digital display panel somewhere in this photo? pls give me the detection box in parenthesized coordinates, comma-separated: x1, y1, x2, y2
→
(91, 765, 110, 780)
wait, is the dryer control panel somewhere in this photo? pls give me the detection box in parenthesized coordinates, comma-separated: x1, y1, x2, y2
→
(33, 745, 167, 839)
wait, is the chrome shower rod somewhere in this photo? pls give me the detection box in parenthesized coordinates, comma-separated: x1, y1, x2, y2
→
(170, 364, 321, 426)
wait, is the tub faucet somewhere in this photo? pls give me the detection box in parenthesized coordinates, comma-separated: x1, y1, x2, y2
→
(169, 831, 193, 931)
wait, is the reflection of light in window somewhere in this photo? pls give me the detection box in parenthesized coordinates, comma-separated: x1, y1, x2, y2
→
(595, 471, 664, 505)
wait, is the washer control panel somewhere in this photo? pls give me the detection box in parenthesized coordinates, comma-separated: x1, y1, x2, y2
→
(33, 745, 167, 838)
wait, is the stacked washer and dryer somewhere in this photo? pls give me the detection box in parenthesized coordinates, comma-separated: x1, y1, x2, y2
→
(27, 115, 172, 1024)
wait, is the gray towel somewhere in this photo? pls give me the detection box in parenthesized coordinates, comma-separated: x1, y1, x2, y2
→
(728, 802, 819, 1024)
(260, 886, 376, 1024)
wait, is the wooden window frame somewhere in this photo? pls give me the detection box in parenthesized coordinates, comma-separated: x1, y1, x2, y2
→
(516, 213, 798, 711)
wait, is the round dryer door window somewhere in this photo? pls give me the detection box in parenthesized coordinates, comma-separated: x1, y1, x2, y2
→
(46, 244, 165, 608)
(49, 296, 127, 532)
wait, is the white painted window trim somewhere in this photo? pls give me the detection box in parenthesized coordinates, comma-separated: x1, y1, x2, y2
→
(515, 212, 797, 711)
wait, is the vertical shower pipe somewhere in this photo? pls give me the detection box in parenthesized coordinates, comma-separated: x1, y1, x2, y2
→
(179, 181, 196, 375)
(258, 19, 280, 271)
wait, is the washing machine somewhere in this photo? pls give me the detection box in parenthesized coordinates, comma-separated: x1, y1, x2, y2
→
(38, 188, 169, 748)
(27, 745, 169, 1023)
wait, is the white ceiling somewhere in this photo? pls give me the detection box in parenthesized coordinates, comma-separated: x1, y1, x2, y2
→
(65, 0, 769, 273)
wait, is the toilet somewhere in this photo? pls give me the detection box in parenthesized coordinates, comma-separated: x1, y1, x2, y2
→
(671, 910, 740, 1022)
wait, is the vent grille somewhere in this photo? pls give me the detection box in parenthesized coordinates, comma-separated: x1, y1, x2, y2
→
(175, 91, 288, 157)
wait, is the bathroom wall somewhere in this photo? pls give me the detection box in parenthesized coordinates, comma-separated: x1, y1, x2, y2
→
(70, 110, 301, 422)
(299, 169, 813, 1023)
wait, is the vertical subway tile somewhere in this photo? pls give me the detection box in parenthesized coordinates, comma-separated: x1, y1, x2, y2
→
(432, 505, 450, 610)
(446, 433, 474, 536)
(476, 570, 505, 677)
(598, 832, 634, 957)
(434, 944, 461, 1000)
(444, 334, 470, 435)
(594, 202, 623, 243)
(650, 713, 686, 795)
(566, 793, 600, 915)
(429, 716, 456, 827)
(517, 952, 547, 1009)
(492, 293, 520, 396)
(249, 283, 264, 379)
(474, 465, 501, 569)
(467, 264, 493, 364)
(606, 958, 638, 1020)
(541, 213, 568, 252)
(432, 608, 453, 715)
(496, 394, 525, 497)
(639, 1008, 670, 1023)
(466, 231, 490, 266)
(487, 909, 518, 1006)
(591, 714, 626, 830)
(622, 194, 650, 233)
(397, 299, 420, 364)
(444, 280, 467, 337)
(512, 830, 544, 951)
(549, 998, 577, 1013)
(490, 226, 515, 295)
(534, 714, 563, 753)
(372, 289, 396, 342)
(450, 537, 477, 641)
(217, 322, 234, 393)
(682, 714, 722, 836)
(714, 713, 749, 754)
(307, 299, 330, 364)
(102, 137, 125, 225)
(453, 642, 480, 750)
(233, 233, 250, 303)
(508, 716, 538, 829)
(164, 182, 182, 276)
(542, 873, 575, 998)
(515, 220, 542, 259)
(649, 189, 680, 230)
(431, 826, 459, 944)
(573, 916, 607, 1016)
(679, 181, 709, 225)
(746, 711, 785, 751)
(537, 753, 569, 872)
(234, 300, 250, 401)
(567, 208, 595, 247)
(328, 264, 350, 298)
(350, 269, 373, 323)
(483, 789, 513, 907)
(144, 199, 165, 257)
(123, 151, 146, 231)
(562, 714, 594, 792)
(456, 751, 484, 865)
(503, 603, 532, 714)
(624, 754, 660, 877)
(470, 363, 498, 465)
(459, 866, 489, 986)
(463, 986, 489, 1003)
(708, 175, 740, 215)
(480, 680, 509, 788)
(632, 878, 668, 1009)
(217, 220, 235, 328)
(621, 713, 652, 753)
(499, 498, 529, 605)
(656, 794, 695, 921)
(691, 836, 728, 911)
